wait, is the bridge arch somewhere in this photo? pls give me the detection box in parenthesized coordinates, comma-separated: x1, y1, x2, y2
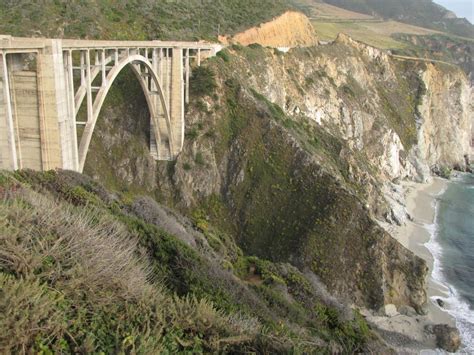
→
(77, 54, 173, 172)
(0, 37, 218, 173)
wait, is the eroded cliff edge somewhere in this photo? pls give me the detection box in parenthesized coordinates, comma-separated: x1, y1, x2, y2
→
(85, 36, 472, 320)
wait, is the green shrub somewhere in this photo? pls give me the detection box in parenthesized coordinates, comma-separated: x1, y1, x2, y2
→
(217, 50, 231, 62)
(195, 152, 205, 165)
(186, 128, 199, 140)
(190, 66, 217, 97)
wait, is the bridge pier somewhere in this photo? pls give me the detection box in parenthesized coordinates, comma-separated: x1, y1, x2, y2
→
(0, 36, 219, 172)
(0, 52, 17, 170)
(171, 47, 184, 157)
(37, 40, 76, 171)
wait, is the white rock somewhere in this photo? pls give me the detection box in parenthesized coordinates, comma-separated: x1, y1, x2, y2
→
(384, 304, 399, 317)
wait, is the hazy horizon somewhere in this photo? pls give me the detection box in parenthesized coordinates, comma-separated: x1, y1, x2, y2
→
(435, 0, 473, 23)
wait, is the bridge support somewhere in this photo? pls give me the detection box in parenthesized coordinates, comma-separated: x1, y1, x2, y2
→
(0, 52, 18, 170)
(0, 36, 219, 172)
(37, 40, 76, 171)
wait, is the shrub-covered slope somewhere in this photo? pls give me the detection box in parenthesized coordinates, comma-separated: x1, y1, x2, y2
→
(0, 0, 293, 40)
(0, 170, 389, 353)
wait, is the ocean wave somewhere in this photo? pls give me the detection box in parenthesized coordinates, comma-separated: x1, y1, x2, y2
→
(424, 191, 474, 352)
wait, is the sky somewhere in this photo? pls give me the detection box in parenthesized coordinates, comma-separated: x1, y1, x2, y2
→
(434, 0, 474, 23)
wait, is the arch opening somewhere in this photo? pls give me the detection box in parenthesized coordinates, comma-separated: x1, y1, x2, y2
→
(76, 54, 173, 173)
(82, 65, 152, 184)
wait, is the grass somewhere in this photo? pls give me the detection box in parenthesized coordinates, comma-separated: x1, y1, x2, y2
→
(304, 1, 375, 20)
(315, 0, 473, 38)
(0, 171, 260, 353)
(0, 170, 384, 353)
(312, 19, 438, 49)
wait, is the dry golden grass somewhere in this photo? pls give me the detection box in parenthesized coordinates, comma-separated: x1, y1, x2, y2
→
(0, 188, 157, 302)
(309, 2, 374, 20)
(298, 1, 441, 50)
(312, 19, 439, 49)
(0, 180, 261, 353)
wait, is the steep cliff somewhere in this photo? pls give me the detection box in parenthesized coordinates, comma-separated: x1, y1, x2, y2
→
(393, 34, 474, 85)
(219, 11, 318, 48)
(415, 63, 472, 174)
(84, 36, 473, 314)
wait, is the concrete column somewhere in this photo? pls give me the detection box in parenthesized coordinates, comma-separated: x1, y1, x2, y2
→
(65, 50, 79, 171)
(185, 48, 190, 104)
(149, 48, 159, 159)
(0, 52, 18, 170)
(155, 48, 172, 160)
(85, 50, 93, 123)
(170, 47, 184, 157)
(36, 40, 74, 170)
(101, 49, 106, 87)
(152, 48, 170, 160)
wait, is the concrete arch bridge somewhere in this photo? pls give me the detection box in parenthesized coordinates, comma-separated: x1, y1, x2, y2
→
(0, 36, 220, 172)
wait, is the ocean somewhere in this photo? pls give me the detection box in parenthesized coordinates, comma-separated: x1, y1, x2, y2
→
(426, 173, 474, 351)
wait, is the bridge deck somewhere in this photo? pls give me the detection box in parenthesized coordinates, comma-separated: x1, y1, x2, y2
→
(1, 35, 220, 53)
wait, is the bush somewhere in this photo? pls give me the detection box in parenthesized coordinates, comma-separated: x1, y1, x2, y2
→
(0, 179, 260, 353)
(0, 171, 385, 353)
(195, 152, 205, 165)
(186, 128, 199, 140)
(217, 50, 231, 62)
(190, 66, 217, 97)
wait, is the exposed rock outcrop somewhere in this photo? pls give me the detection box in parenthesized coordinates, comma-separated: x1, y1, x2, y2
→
(84, 34, 471, 319)
(427, 324, 462, 352)
(219, 11, 318, 48)
(414, 63, 472, 178)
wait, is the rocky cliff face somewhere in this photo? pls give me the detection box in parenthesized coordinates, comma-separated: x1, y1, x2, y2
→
(219, 11, 318, 48)
(225, 33, 472, 184)
(84, 35, 471, 315)
(415, 64, 472, 173)
(394, 33, 474, 85)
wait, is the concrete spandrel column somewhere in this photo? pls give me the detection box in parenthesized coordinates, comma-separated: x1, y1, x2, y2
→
(149, 49, 159, 159)
(0, 52, 21, 170)
(170, 47, 184, 157)
(154, 49, 172, 160)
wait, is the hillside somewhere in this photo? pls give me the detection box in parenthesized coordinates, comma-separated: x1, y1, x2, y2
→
(0, 0, 294, 40)
(320, 0, 474, 38)
(0, 169, 389, 353)
(0, 1, 472, 353)
(289, 1, 473, 82)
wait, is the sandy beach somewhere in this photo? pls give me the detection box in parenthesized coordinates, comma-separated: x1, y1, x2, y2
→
(396, 178, 455, 326)
(366, 178, 457, 353)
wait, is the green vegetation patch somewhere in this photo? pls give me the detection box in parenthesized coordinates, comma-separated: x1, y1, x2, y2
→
(190, 66, 217, 98)
(0, 170, 385, 353)
(0, 0, 295, 41)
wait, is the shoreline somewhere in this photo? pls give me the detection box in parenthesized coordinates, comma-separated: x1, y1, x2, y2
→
(396, 177, 455, 327)
(367, 177, 457, 353)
